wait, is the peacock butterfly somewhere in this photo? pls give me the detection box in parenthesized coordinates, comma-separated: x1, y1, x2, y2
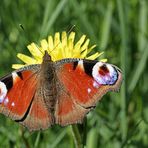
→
(0, 51, 122, 131)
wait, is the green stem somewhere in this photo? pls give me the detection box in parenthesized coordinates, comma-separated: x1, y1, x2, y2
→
(34, 132, 41, 148)
(71, 125, 83, 148)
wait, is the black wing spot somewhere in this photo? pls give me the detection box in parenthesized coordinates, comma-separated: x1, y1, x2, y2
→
(17, 71, 23, 80)
(73, 61, 78, 70)
(83, 60, 96, 77)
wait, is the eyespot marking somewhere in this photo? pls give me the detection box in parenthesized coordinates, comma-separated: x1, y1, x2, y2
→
(92, 62, 118, 85)
(0, 81, 8, 103)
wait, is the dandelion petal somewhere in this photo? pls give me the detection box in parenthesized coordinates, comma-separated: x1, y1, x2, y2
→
(17, 53, 37, 64)
(12, 64, 26, 69)
(27, 43, 43, 59)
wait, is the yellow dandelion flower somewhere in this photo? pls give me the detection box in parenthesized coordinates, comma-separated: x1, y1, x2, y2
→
(12, 31, 107, 69)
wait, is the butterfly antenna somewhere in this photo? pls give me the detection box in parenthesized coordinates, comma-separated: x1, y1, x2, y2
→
(49, 25, 76, 54)
(35, 25, 76, 60)
(19, 24, 45, 56)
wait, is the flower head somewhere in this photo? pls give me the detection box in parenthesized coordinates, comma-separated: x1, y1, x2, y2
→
(12, 31, 107, 69)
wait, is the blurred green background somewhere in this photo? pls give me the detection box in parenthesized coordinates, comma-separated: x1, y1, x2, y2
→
(0, 0, 148, 147)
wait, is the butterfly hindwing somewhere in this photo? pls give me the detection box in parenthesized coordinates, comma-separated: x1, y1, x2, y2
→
(55, 84, 90, 125)
(19, 92, 54, 131)
(54, 59, 122, 125)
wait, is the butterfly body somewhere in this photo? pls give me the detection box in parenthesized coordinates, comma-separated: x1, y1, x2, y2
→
(0, 52, 122, 131)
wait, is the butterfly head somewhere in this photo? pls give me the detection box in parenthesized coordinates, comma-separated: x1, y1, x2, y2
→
(43, 51, 52, 62)
(92, 62, 119, 85)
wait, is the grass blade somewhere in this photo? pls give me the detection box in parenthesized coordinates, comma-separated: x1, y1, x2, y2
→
(117, 0, 128, 141)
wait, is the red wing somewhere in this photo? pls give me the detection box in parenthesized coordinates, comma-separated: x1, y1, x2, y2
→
(20, 93, 54, 131)
(0, 66, 39, 120)
(55, 87, 90, 125)
(55, 59, 122, 125)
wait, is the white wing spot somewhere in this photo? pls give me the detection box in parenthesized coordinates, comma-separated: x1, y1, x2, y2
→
(0, 81, 8, 103)
(12, 72, 18, 82)
(87, 88, 91, 93)
(11, 102, 15, 107)
(78, 60, 84, 70)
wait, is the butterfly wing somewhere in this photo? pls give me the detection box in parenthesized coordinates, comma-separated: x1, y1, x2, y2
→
(0, 65, 40, 121)
(54, 59, 122, 125)
(19, 90, 54, 131)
